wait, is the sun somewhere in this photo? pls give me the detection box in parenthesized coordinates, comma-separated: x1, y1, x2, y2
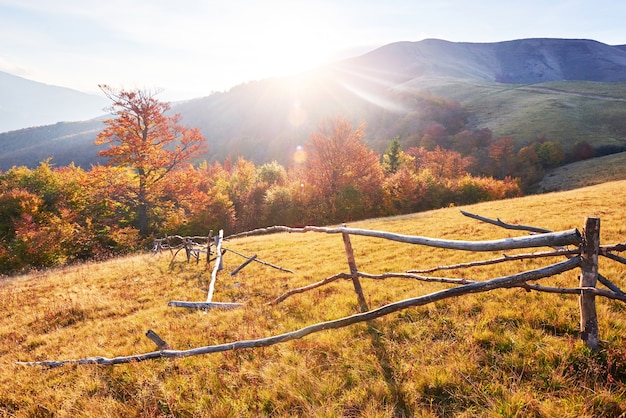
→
(244, 5, 338, 78)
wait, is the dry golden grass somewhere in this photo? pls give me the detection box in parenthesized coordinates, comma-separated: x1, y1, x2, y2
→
(2, 180, 626, 416)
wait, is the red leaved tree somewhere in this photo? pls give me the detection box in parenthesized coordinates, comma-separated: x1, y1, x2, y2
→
(95, 85, 207, 235)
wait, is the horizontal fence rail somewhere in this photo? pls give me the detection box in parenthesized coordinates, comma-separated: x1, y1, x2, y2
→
(226, 225, 582, 251)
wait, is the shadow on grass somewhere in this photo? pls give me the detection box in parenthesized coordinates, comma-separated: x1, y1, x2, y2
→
(366, 321, 411, 417)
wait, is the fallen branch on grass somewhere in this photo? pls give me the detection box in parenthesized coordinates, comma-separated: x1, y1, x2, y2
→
(16, 257, 580, 368)
(168, 301, 243, 309)
(223, 247, 294, 274)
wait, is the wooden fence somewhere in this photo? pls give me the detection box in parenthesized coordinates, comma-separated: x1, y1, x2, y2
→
(18, 212, 626, 367)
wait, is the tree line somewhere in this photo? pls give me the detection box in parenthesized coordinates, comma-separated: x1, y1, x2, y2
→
(0, 86, 593, 274)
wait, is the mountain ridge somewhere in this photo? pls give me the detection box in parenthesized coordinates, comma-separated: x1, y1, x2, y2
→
(0, 71, 108, 133)
(340, 38, 626, 85)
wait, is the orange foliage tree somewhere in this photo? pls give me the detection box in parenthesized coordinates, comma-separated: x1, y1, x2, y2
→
(303, 117, 384, 223)
(382, 145, 521, 215)
(488, 136, 517, 179)
(158, 161, 236, 235)
(95, 85, 207, 235)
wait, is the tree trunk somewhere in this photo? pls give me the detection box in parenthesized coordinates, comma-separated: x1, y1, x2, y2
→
(137, 174, 149, 236)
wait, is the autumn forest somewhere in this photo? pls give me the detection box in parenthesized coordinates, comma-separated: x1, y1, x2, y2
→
(0, 86, 600, 274)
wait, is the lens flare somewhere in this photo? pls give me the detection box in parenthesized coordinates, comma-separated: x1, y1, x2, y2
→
(293, 145, 307, 164)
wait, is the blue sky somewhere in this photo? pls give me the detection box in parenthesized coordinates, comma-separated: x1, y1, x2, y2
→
(1, 0, 624, 100)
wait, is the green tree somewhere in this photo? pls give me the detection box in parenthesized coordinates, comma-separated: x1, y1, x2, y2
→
(536, 141, 565, 168)
(382, 136, 402, 174)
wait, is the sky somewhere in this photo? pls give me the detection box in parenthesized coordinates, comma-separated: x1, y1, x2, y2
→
(1, 0, 625, 101)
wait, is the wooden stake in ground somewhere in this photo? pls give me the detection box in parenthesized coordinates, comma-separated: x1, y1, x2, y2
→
(342, 224, 369, 312)
(580, 217, 600, 350)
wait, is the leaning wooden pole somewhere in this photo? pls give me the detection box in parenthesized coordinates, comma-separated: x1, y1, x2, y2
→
(580, 217, 600, 350)
(341, 225, 369, 312)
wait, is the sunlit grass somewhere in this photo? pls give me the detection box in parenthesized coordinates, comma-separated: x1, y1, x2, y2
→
(1, 180, 626, 416)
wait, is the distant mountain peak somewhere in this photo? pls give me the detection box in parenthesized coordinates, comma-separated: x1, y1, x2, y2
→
(0, 71, 108, 133)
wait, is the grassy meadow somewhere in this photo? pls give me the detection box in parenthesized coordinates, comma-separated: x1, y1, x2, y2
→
(407, 78, 626, 150)
(539, 151, 626, 192)
(2, 180, 626, 416)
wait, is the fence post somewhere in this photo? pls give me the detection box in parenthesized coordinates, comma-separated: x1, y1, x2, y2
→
(206, 230, 213, 267)
(580, 217, 600, 350)
(341, 224, 369, 313)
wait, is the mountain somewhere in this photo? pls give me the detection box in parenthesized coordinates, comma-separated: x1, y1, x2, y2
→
(339, 38, 626, 85)
(3, 38, 626, 171)
(0, 71, 108, 133)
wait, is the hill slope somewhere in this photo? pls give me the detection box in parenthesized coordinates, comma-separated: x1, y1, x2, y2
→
(539, 151, 626, 191)
(3, 38, 626, 170)
(2, 180, 626, 415)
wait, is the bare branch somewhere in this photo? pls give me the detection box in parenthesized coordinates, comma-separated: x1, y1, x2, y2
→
(271, 272, 350, 305)
(168, 301, 243, 310)
(230, 254, 258, 276)
(270, 271, 474, 305)
(601, 243, 626, 253)
(597, 274, 626, 295)
(515, 283, 626, 301)
(460, 210, 553, 233)
(408, 249, 580, 274)
(223, 247, 294, 274)
(459, 212, 624, 295)
(145, 329, 169, 350)
(206, 230, 224, 303)
(356, 271, 473, 284)
(601, 251, 626, 266)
